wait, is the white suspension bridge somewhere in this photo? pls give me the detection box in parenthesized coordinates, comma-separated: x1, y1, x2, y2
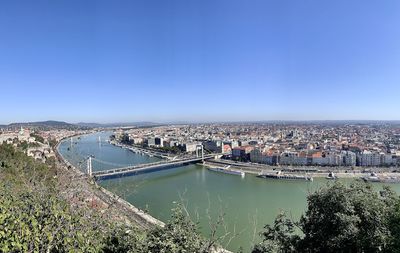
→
(82, 145, 218, 180)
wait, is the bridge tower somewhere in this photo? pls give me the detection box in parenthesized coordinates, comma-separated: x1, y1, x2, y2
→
(196, 144, 204, 161)
(87, 156, 92, 177)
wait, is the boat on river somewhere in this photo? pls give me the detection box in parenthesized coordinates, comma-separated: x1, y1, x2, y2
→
(362, 172, 380, 182)
(208, 166, 245, 177)
(326, 172, 338, 180)
(362, 172, 400, 183)
(258, 170, 313, 182)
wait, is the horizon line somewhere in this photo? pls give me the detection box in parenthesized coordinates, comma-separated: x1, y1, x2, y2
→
(2, 119, 400, 126)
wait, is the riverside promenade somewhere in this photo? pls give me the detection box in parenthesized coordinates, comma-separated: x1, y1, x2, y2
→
(207, 159, 400, 179)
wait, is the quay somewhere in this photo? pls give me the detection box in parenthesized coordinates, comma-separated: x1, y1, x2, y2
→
(109, 140, 172, 159)
(205, 159, 400, 179)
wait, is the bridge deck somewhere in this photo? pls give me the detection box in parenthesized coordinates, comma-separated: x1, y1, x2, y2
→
(93, 156, 214, 180)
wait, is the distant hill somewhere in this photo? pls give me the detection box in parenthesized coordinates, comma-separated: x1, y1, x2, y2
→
(0, 120, 162, 131)
(4, 121, 85, 130)
(75, 122, 104, 128)
(76, 121, 161, 128)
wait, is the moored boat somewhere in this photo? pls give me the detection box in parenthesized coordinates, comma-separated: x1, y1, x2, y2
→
(258, 170, 313, 182)
(362, 172, 400, 183)
(208, 166, 245, 177)
(361, 172, 381, 182)
(326, 172, 338, 180)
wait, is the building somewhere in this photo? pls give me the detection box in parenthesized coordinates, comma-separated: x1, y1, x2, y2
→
(357, 151, 381, 166)
(183, 142, 200, 153)
(169, 140, 179, 147)
(203, 140, 223, 153)
(250, 148, 264, 163)
(228, 140, 239, 149)
(223, 144, 232, 154)
(130, 137, 143, 145)
(0, 134, 17, 144)
(250, 148, 277, 165)
(232, 146, 254, 161)
(155, 137, 163, 147)
(279, 151, 308, 165)
(381, 154, 394, 166)
(147, 137, 156, 147)
(147, 137, 163, 147)
(341, 151, 357, 166)
(311, 152, 331, 166)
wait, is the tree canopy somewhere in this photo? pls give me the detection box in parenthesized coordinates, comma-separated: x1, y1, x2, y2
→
(253, 181, 400, 253)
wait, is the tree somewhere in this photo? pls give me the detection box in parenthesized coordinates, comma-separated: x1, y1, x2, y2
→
(145, 204, 209, 253)
(0, 143, 107, 252)
(49, 138, 58, 148)
(253, 181, 399, 253)
(252, 212, 299, 253)
(30, 133, 45, 143)
(0, 187, 106, 252)
(387, 198, 400, 252)
(102, 225, 145, 253)
(299, 182, 396, 252)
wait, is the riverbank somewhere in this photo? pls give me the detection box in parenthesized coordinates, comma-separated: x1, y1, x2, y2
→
(110, 138, 400, 179)
(107, 139, 400, 182)
(55, 134, 165, 230)
(203, 160, 400, 180)
(109, 140, 172, 159)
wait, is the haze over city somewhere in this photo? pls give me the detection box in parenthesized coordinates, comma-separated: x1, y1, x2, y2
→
(1, 0, 400, 124)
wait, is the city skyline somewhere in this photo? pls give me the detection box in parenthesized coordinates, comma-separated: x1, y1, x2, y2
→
(2, 119, 400, 126)
(1, 0, 400, 123)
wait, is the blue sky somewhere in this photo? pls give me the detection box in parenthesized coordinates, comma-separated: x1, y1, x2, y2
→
(0, 0, 399, 124)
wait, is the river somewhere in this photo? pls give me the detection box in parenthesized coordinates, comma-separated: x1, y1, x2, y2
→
(58, 132, 400, 252)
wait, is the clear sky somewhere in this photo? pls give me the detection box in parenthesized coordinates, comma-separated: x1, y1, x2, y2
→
(1, 0, 399, 124)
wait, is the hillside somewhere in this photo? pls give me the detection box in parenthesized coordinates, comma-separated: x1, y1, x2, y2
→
(3, 120, 87, 130)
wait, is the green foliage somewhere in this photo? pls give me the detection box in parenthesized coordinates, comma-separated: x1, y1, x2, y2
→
(253, 181, 400, 253)
(252, 212, 299, 253)
(0, 144, 215, 253)
(17, 140, 29, 150)
(102, 205, 213, 253)
(0, 186, 104, 252)
(30, 133, 45, 143)
(299, 182, 396, 252)
(0, 143, 56, 186)
(155, 146, 184, 154)
(102, 225, 145, 253)
(16, 140, 41, 151)
(145, 205, 208, 253)
(0, 143, 106, 252)
(49, 138, 58, 148)
(387, 199, 400, 252)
